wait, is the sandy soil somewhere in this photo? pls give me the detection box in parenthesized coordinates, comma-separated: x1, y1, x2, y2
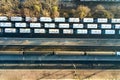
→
(0, 69, 119, 80)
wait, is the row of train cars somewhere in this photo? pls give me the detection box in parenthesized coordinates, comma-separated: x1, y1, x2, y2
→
(0, 16, 120, 23)
(0, 51, 120, 56)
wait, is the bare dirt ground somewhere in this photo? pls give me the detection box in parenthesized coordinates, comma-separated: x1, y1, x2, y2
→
(0, 69, 119, 80)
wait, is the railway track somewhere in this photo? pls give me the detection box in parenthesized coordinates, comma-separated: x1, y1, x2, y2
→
(0, 45, 120, 51)
(0, 54, 119, 69)
(0, 45, 119, 69)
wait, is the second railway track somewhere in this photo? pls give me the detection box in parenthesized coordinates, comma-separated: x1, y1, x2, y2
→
(0, 45, 120, 51)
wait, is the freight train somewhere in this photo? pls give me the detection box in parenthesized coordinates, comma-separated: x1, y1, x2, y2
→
(1, 51, 120, 56)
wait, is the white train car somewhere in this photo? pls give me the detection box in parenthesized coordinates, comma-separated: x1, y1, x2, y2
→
(49, 29, 59, 34)
(54, 17, 65, 22)
(77, 29, 88, 34)
(63, 29, 73, 34)
(5, 28, 16, 33)
(83, 18, 94, 23)
(87, 24, 98, 28)
(59, 23, 69, 28)
(15, 23, 26, 27)
(19, 28, 31, 33)
(101, 24, 112, 29)
(97, 18, 108, 23)
(0, 16, 8, 21)
(34, 29, 46, 33)
(115, 24, 120, 29)
(91, 30, 101, 34)
(105, 30, 115, 34)
(40, 17, 52, 22)
(111, 19, 120, 23)
(115, 51, 120, 55)
(44, 23, 55, 28)
(26, 17, 37, 22)
(69, 18, 79, 22)
(73, 24, 83, 28)
(11, 17, 23, 21)
(30, 23, 41, 28)
(0, 22, 12, 27)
